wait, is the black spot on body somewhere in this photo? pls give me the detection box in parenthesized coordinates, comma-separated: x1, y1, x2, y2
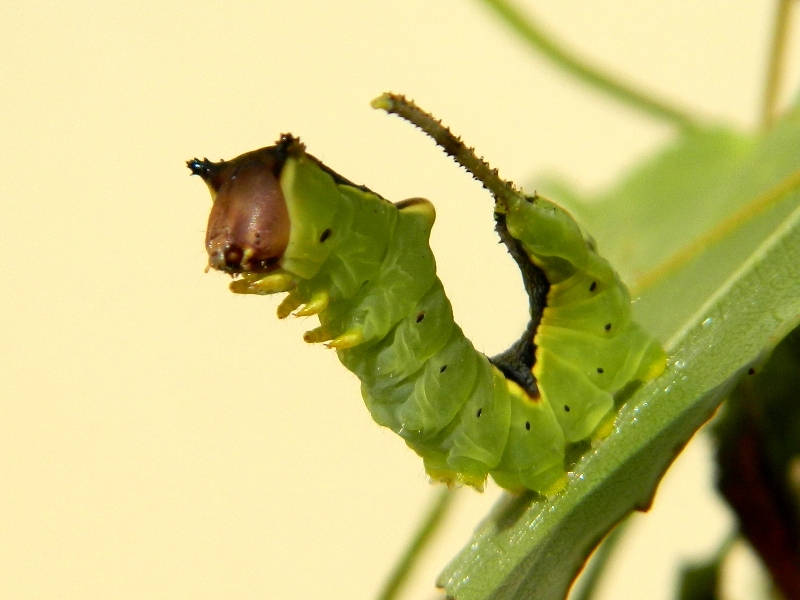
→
(439, 365, 447, 373)
(589, 281, 597, 292)
(604, 323, 612, 331)
(525, 421, 531, 430)
(476, 408, 482, 418)
(564, 405, 570, 412)
(416, 312, 425, 323)
(319, 228, 331, 242)
(597, 367, 604, 374)
(748, 368, 756, 375)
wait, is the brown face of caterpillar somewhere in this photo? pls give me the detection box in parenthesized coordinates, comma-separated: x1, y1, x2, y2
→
(189, 149, 291, 274)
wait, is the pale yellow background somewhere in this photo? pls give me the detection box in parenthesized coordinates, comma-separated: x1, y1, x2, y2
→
(1, 2, 797, 599)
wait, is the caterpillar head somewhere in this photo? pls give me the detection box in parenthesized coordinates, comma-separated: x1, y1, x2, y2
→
(188, 135, 301, 274)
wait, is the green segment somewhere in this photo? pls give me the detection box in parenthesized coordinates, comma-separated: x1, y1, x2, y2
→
(342, 209, 437, 343)
(505, 195, 616, 284)
(279, 155, 344, 279)
(326, 184, 397, 298)
(493, 382, 567, 492)
(504, 192, 666, 444)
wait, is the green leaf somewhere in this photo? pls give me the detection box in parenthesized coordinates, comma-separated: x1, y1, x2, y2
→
(675, 560, 721, 600)
(437, 114, 800, 599)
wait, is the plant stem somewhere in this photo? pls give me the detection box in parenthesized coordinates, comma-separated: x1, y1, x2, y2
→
(477, 0, 703, 130)
(570, 517, 630, 600)
(375, 488, 457, 600)
(761, 0, 794, 130)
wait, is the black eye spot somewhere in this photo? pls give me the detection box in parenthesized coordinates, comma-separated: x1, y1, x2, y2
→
(604, 323, 612, 331)
(748, 368, 756, 375)
(476, 408, 482, 418)
(525, 421, 531, 430)
(439, 365, 447, 373)
(597, 367, 604, 374)
(564, 405, 570, 412)
(416, 312, 425, 323)
(589, 281, 597, 292)
(319, 228, 331, 243)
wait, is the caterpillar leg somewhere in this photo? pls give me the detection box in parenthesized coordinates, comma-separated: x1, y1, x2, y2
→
(591, 409, 618, 443)
(491, 467, 567, 498)
(539, 471, 568, 497)
(229, 272, 296, 295)
(295, 291, 330, 316)
(326, 330, 364, 350)
(422, 454, 487, 492)
(303, 326, 334, 344)
(276, 292, 303, 319)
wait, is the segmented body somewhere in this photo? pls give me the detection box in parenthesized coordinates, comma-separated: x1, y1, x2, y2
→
(190, 129, 665, 495)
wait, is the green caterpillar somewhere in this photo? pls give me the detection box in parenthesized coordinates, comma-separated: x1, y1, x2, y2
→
(188, 94, 666, 495)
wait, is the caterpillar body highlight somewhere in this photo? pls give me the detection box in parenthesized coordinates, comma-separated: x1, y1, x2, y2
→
(189, 98, 666, 495)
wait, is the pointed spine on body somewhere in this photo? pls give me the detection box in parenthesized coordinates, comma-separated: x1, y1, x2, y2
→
(190, 98, 666, 495)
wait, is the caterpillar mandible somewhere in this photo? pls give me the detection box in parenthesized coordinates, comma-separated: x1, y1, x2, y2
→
(188, 93, 666, 495)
